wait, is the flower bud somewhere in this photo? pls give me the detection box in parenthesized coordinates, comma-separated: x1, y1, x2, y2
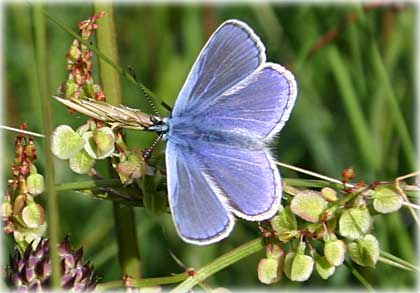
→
(321, 187, 338, 202)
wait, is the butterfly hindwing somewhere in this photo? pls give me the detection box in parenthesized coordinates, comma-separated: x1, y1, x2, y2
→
(165, 141, 235, 245)
(191, 141, 282, 221)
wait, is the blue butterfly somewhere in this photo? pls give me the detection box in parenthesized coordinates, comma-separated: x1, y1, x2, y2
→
(158, 19, 297, 245)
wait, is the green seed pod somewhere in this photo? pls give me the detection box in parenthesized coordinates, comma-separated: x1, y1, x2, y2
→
(315, 255, 336, 280)
(284, 252, 314, 282)
(290, 190, 327, 223)
(51, 125, 85, 160)
(324, 237, 346, 267)
(258, 258, 281, 285)
(339, 207, 372, 240)
(373, 186, 403, 214)
(26, 173, 45, 196)
(348, 234, 379, 268)
(270, 205, 298, 242)
(69, 149, 96, 174)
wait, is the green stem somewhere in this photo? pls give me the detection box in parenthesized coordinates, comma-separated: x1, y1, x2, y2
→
(380, 250, 419, 272)
(283, 178, 344, 190)
(55, 178, 122, 191)
(42, 8, 167, 115)
(344, 260, 375, 292)
(173, 238, 264, 292)
(56, 178, 336, 192)
(33, 4, 61, 289)
(95, 3, 141, 278)
(96, 273, 189, 291)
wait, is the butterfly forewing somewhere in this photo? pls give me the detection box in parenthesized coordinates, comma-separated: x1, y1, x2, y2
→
(172, 20, 265, 118)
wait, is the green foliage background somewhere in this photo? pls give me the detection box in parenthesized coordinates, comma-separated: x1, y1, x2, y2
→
(3, 3, 417, 290)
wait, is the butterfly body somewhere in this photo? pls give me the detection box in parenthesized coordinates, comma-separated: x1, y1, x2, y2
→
(157, 19, 297, 245)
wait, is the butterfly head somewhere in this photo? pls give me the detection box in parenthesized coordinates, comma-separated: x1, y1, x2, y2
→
(146, 115, 169, 137)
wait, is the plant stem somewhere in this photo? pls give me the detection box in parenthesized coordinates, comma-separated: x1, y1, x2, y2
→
(94, 3, 142, 278)
(33, 4, 61, 289)
(96, 273, 189, 291)
(344, 260, 375, 292)
(55, 178, 122, 191)
(173, 238, 264, 292)
(380, 250, 419, 272)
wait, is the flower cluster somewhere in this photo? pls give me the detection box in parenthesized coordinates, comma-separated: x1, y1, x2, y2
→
(62, 11, 105, 101)
(51, 121, 147, 185)
(1, 124, 47, 252)
(53, 12, 149, 185)
(258, 168, 404, 283)
(8, 237, 97, 291)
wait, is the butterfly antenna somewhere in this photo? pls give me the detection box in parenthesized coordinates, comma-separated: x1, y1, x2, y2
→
(129, 66, 160, 117)
(143, 133, 164, 160)
(168, 250, 188, 270)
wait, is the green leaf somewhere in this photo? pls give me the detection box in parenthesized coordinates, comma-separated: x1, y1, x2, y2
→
(258, 258, 282, 284)
(69, 149, 96, 174)
(51, 125, 85, 160)
(315, 256, 336, 279)
(26, 173, 45, 196)
(348, 234, 379, 267)
(339, 207, 372, 240)
(373, 186, 403, 214)
(290, 191, 327, 223)
(284, 252, 314, 282)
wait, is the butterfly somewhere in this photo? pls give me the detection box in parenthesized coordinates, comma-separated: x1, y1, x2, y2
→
(160, 19, 297, 245)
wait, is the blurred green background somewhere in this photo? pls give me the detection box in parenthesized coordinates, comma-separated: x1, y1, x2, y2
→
(3, 2, 417, 290)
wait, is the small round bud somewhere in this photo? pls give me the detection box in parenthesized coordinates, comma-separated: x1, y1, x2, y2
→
(321, 187, 337, 202)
